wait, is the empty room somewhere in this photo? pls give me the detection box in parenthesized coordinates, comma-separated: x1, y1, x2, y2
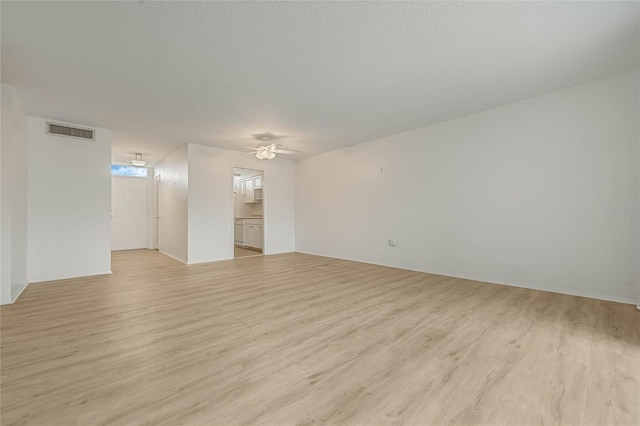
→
(1, 1, 638, 425)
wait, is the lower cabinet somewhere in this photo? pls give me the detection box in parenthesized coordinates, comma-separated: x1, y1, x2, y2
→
(234, 220, 244, 245)
(244, 225, 263, 249)
(235, 219, 263, 249)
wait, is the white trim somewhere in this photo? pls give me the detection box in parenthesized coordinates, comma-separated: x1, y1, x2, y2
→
(28, 270, 113, 284)
(10, 282, 29, 303)
(159, 250, 187, 264)
(295, 250, 639, 306)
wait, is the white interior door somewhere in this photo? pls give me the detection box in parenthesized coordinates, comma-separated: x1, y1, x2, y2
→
(111, 176, 148, 250)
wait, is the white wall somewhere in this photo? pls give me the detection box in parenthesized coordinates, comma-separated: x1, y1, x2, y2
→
(155, 145, 188, 262)
(187, 143, 295, 264)
(111, 175, 148, 250)
(296, 71, 639, 304)
(1, 83, 29, 304)
(27, 116, 112, 283)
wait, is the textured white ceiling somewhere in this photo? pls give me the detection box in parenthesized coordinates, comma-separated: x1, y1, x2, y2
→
(2, 1, 638, 165)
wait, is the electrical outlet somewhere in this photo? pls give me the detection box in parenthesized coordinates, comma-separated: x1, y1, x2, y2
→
(388, 239, 397, 247)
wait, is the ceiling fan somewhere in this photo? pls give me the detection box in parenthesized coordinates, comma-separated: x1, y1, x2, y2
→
(240, 134, 299, 160)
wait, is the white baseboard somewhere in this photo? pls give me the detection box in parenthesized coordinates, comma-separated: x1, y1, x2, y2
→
(28, 270, 113, 284)
(0, 281, 32, 305)
(11, 281, 29, 303)
(295, 250, 639, 306)
(159, 250, 187, 264)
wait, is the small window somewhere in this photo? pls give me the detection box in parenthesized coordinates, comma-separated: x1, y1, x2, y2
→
(111, 164, 148, 178)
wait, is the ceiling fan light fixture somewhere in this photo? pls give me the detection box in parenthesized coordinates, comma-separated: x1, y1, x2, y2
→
(256, 149, 275, 160)
(131, 152, 147, 167)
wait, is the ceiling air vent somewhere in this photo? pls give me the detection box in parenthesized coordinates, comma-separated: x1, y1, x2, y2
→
(46, 122, 95, 141)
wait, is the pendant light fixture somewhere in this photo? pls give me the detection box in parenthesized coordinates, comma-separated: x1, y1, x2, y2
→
(131, 153, 147, 167)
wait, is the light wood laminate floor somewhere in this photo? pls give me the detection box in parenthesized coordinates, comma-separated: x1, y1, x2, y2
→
(1, 250, 638, 425)
(234, 246, 263, 258)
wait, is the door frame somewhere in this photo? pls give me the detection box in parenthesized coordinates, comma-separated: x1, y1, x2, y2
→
(154, 174, 161, 250)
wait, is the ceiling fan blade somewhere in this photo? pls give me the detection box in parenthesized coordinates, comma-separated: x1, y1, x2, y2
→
(238, 145, 261, 151)
(273, 149, 299, 154)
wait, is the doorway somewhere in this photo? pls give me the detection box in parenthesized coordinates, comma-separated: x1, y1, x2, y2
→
(233, 167, 264, 258)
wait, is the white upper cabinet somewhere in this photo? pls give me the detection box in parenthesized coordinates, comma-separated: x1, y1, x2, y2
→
(234, 175, 263, 203)
(244, 178, 254, 202)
